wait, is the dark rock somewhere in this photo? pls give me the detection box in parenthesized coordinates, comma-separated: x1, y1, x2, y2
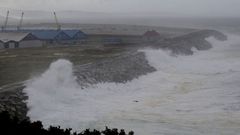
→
(0, 84, 29, 121)
(0, 51, 156, 121)
(75, 52, 156, 87)
(153, 29, 227, 55)
(0, 29, 227, 123)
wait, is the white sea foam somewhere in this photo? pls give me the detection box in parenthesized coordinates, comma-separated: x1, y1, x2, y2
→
(24, 34, 240, 135)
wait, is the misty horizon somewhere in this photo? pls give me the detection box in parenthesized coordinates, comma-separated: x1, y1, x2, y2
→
(0, 0, 240, 18)
(0, 1, 240, 34)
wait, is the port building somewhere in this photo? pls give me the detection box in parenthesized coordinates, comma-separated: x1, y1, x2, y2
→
(0, 32, 42, 49)
(62, 30, 87, 44)
(19, 29, 87, 45)
(20, 30, 71, 45)
(63, 30, 87, 40)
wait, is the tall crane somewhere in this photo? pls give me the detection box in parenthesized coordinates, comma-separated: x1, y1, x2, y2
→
(1, 11, 9, 31)
(54, 12, 61, 31)
(17, 12, 24, 31)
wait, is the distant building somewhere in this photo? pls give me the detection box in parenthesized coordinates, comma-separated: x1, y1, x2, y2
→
(23, 30, 71, 45)
(0, 32, 42, 49)
(63, 30, 87, 44)
(63, 30, 87, 40)
(18, 29, 88, 45)
(0, 41, 4, 48)
(143, 30, 161, 43)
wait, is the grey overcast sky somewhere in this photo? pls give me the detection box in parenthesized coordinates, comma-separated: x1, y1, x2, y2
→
(0, 0, 240, 17)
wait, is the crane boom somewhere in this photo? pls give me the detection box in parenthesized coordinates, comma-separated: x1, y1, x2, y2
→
(2, 11, 9, 31)
(54, 12, 61, 30)
(17, 12, 24, 30)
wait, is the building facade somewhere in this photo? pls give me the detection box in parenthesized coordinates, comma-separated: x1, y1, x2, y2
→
(0, 32, 42, 49)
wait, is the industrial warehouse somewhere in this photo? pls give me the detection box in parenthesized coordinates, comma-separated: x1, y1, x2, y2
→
(0, 11, 161, 49)
(0, 32, 42, 49)
(0, 30, 89, 48)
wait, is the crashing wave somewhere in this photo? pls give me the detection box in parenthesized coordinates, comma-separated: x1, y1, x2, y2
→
(153, 29, 227, 55)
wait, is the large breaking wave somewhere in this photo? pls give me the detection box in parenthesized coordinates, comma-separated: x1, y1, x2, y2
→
(24, 34, 240, 135)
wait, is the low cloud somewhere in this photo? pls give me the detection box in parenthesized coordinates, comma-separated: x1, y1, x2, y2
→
(0, 0, 239, 17)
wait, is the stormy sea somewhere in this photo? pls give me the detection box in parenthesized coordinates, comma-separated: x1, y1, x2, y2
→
(22, 33, 240, 135)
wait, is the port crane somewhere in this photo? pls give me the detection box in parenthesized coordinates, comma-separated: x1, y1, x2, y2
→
(1, 11, 9, 31)
(54, 12, 61, 31)
(17, 12, 24, 30)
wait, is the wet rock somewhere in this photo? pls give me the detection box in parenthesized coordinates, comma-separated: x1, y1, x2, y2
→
(75, 51, 156, 86)
(0, 29, 227, 122)
(0, 84, 29, 121)
(153, 29, 227, 55)
(0, 51, 156, 120)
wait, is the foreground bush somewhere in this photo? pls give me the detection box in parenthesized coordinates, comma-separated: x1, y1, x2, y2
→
(0, 111, 134, 135)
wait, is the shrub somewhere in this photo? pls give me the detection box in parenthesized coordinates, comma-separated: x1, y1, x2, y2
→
(0, 111, 134, 135)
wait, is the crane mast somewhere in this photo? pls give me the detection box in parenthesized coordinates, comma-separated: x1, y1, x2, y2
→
(54, 12, 61, 31)
(2, 11, 9, 31)
(17, 12, 24, 31)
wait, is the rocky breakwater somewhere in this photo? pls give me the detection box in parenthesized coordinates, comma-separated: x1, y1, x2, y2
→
(0, 51, 156, 120)
(75, 51, 156, 87)
(155, 29, 228, 55)
(0, 29, 227, 120)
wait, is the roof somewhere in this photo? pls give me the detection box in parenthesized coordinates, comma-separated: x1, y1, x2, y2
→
(143, 30, 160, 37)
(0, 32, 33, 43)
(20, 30, 70, 40)
(33, 31, 60, 40)
(62, 30, 80, 37)
(63, 30, 87, 39)
(25, 30, 63, 40)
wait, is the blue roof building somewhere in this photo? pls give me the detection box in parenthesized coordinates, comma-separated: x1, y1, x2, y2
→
(4, 29, 88, 45)
(63, 30, 87, 40)
(21, 30, 71, 41)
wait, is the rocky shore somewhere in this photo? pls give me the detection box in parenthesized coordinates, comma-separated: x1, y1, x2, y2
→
(0, 83, 28, 121)
(154, 29, 227, 55)
(75, 51, 156, 87)
(0, 51, 156, 120)
(0, 29, 227, 121)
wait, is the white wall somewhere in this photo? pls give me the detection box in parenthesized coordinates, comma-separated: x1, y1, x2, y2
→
(19, 40, 43, 48)
(0, 42, 4, 49)
(9, 42, 16, 48)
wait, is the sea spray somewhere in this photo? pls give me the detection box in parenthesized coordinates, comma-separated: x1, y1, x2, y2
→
(24, 34, 240, 135)
(24, 59, 83, 128)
